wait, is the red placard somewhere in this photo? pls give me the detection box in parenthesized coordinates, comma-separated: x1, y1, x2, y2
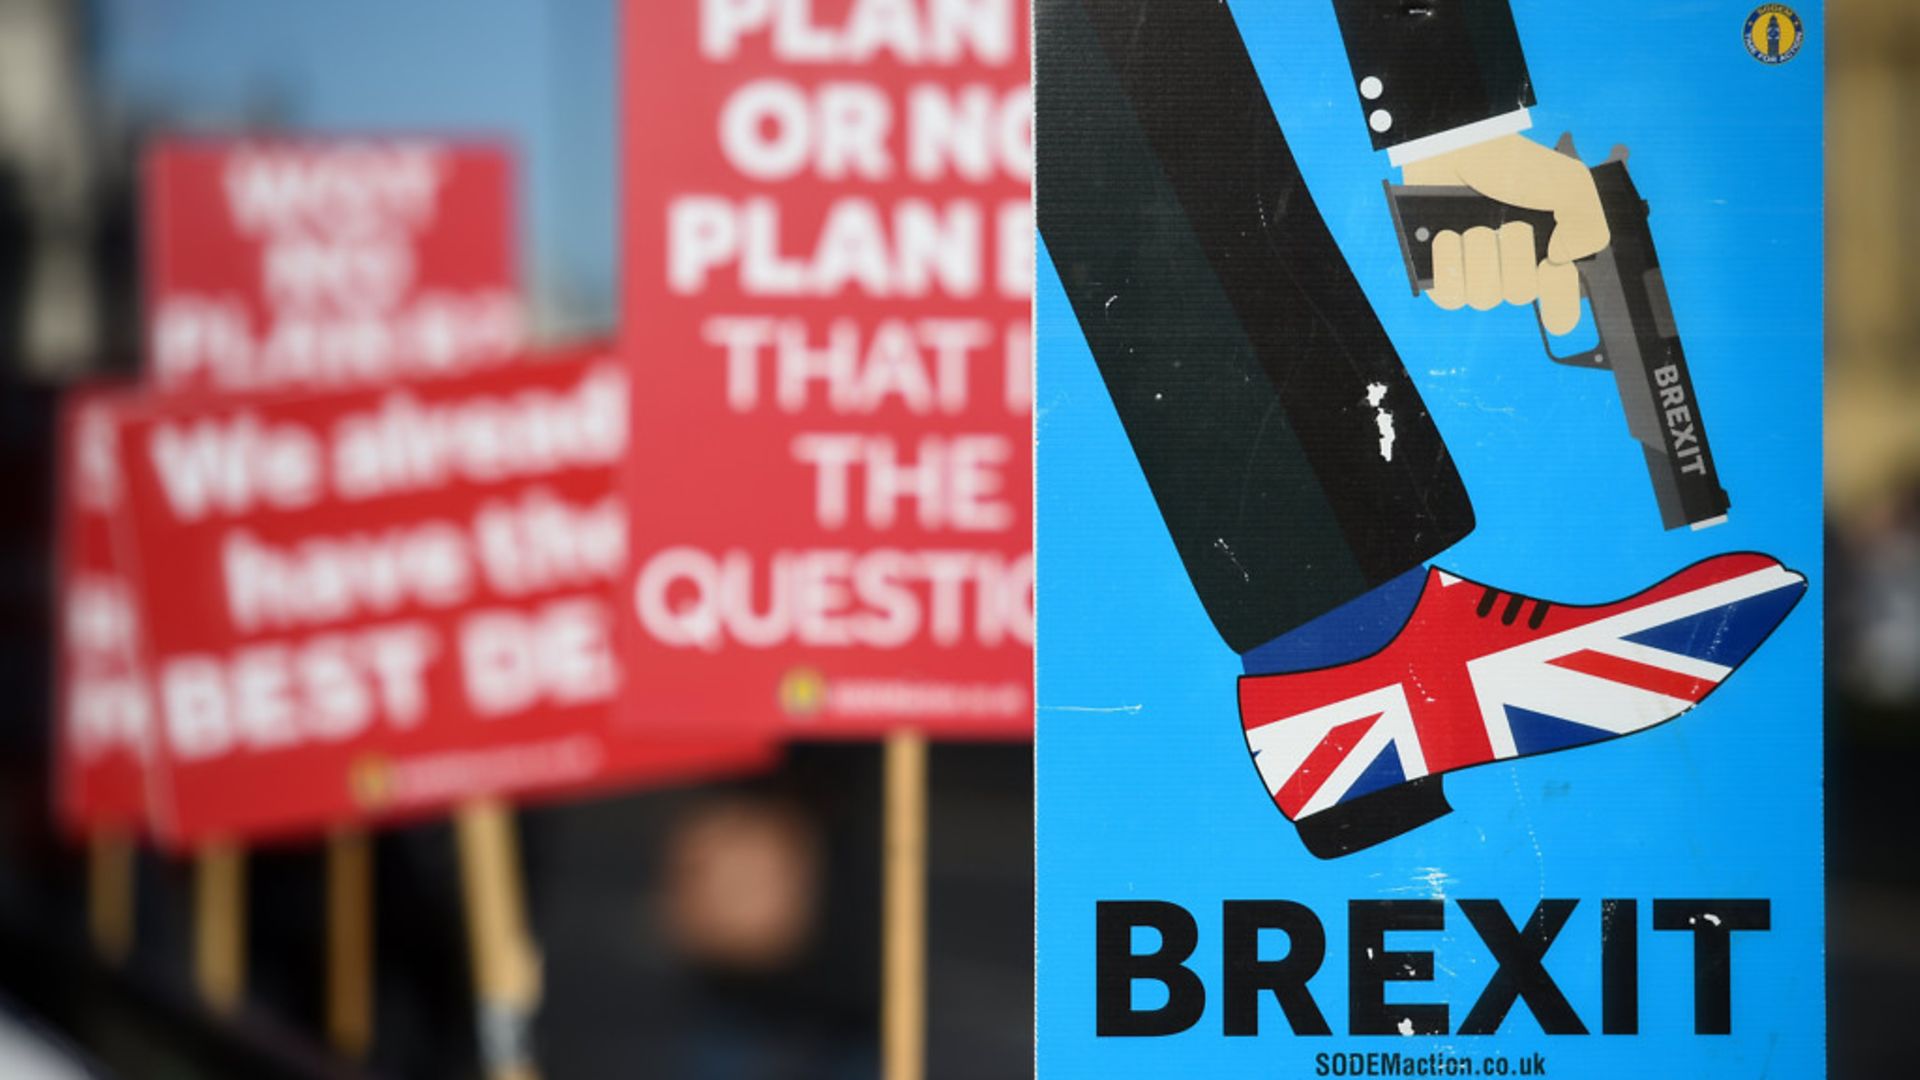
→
(112, 347, 770, 847)
(619, 0, 1034, 739)
(52, 387, 152, 837)
(145, 138, 524, 396)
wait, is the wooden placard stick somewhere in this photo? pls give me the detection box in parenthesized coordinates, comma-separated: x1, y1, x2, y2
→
(193, 841, 246, 1015)
(882, 730, 929, 1080)
(326, 828, 374, 1060)
(455, 800, 542, 1080)
(87, 828, 135, 966)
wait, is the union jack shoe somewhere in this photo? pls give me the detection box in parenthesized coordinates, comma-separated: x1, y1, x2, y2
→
(1240, 553, 1806, 858)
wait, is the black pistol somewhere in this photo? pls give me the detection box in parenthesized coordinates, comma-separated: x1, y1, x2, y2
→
(1384, 137, 1730, 532)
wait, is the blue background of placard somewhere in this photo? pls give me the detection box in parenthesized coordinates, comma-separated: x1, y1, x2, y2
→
(1035, 1, 1825, 1075)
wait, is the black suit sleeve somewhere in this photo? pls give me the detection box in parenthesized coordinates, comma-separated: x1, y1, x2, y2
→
(1036, 0, 1475, 652)
(1329, 0, 1536, 150)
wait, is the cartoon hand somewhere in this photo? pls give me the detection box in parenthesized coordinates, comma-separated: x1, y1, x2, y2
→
(1401, 134, 1609, 336)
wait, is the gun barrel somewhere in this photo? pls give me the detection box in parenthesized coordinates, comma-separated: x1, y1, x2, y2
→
(1585, 159, 1730, 530)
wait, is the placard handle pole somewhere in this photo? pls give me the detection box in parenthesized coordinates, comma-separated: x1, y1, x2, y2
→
(456, 800, 542, 1080)
(87, 828, 135, 966)
(193, 842, 245, 1015)
(883, 730, 928, 1080)
(326, 828, 374, 1060)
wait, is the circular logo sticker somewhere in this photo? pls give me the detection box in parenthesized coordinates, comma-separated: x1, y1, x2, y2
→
(1745, 4, 1804, 65)
(349, 753, 394, 809)
(777, 666, 828, 719)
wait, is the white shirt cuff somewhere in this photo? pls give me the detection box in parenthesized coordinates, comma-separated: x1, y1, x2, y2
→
(1385, 109, 1534, 167)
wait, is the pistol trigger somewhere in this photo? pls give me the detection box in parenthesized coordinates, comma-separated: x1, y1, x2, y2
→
(1536, 308, 1610, 370)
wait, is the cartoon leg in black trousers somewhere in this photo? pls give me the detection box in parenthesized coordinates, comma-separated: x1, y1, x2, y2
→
(1036, 0, 1805, 856)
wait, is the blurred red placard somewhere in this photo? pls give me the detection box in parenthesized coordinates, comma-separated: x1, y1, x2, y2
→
(110, 346, 769, 847)
(52, 387, 152, 837)
(619, 0, 1034, 739)
(145, 138, 524, 396)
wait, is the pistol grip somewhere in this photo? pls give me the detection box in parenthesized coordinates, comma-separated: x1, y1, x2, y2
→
(1384, 181, 1608, 366)
(1383, 182, 1559, 294)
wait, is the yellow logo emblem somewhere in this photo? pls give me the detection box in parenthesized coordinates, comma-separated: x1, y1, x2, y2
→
(1745, 4, 1803, 65)
(349, 754, 394, 810)
(777, 666, 829, 719)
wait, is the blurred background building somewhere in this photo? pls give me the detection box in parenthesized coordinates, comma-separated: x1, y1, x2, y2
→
(1827, 6, 1920, 1079)
(0, 0, 1914, 1077)
(0, 0, 106, 378)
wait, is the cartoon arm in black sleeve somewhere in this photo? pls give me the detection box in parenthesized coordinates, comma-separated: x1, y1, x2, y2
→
(1331, 0, 1609, 334)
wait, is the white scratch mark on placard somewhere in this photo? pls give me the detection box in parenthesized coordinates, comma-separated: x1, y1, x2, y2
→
(1510, 767, 1548, 899)
(1366, 382, 1396, 461)
(1383, 865, 1455, 899)
(1214, 537, 1251, 582)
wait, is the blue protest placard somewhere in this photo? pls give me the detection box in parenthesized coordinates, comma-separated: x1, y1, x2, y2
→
(1035, 2, 1822, 1076)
